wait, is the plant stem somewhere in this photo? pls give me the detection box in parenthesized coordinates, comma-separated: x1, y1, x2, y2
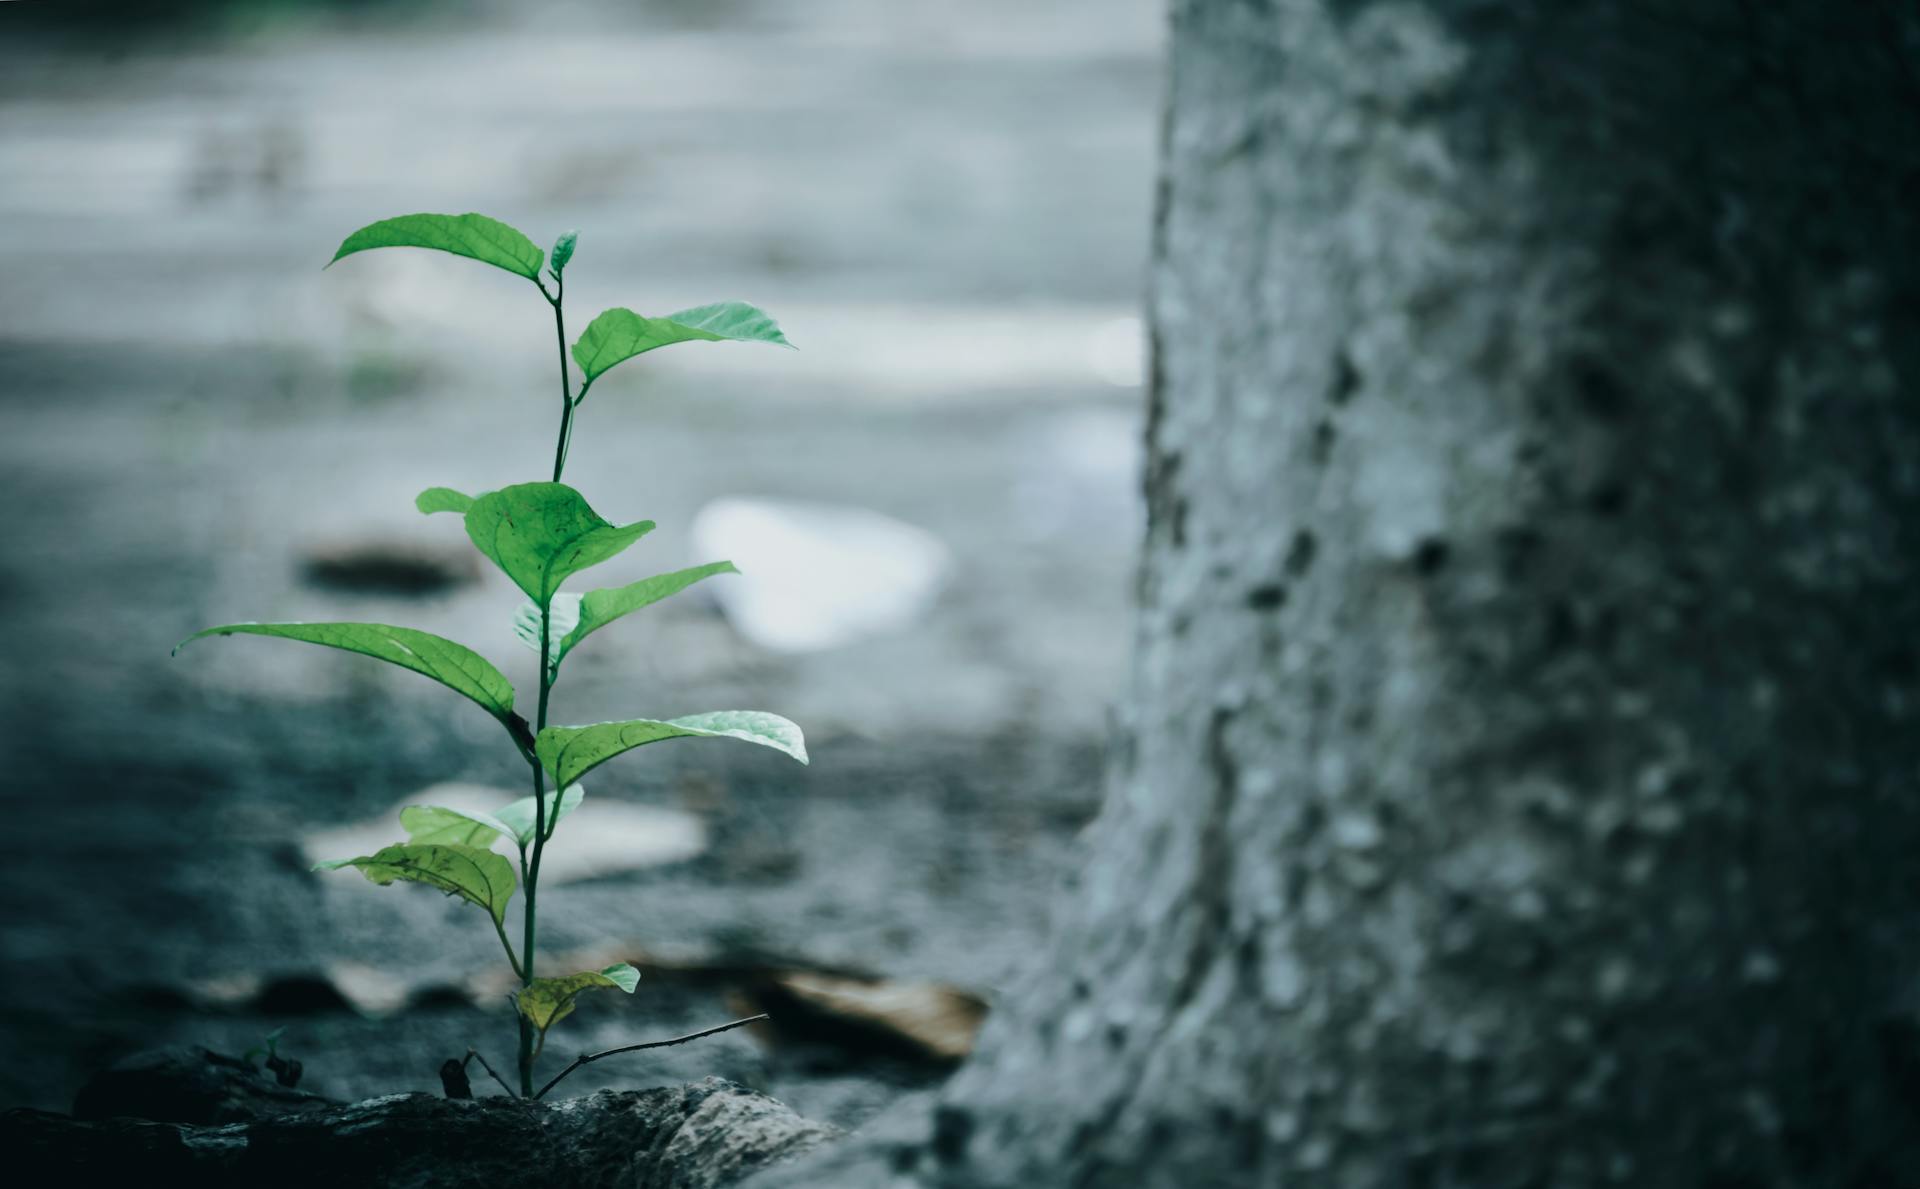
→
(545, 275, 575, 484)
(532, 1014, 770, 1101)
(517, 648, 552, 1095)
(517, 272, 576, 1095)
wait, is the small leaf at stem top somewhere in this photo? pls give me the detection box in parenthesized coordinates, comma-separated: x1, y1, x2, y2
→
(328, 213, 544, 280)
(571, 302, 792, 385)
(417, 486, 478, 515)
(464, 483, 654, 604)
(550, 230, 577, 276)
(537, 711, 808, 788)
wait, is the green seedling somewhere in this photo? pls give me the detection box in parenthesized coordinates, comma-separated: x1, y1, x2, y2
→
(240, 1024, 286, 1066)
(243, 1026, 301, 1087)
(175, 213, 806, 1098)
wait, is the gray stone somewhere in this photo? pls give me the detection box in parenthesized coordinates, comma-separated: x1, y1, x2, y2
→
(21, 1073, 836, 1189)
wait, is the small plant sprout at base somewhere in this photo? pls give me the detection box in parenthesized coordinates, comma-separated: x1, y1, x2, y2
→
(242, 1026, 301, 1088)
(173, 213, 806, 1099)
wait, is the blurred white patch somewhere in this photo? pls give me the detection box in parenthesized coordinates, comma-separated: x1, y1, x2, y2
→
(1012, 407, 1144, 542)
(1084, 315, 1146, 388)
(612, 303, 1146, 397)
(303, 782, 707, 886)
(691, 497, 952, 653)
(325, 961, 411, 1015)
(1040, 405, 1143, 482)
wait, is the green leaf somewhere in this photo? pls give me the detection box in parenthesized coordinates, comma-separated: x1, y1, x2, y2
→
(243, 1025, 287, 1064)
(512, 564, 733, 670)
(397, 789, 579, 850)
(556, 562, 737, 665)
(493, 784, 585, 845)
(314, 843, 517, 926)
(399, 803, 514, 849)
(417, 486, 477, 516)
(464, 483, 654, 605)
(515, 964, 640, 1035)
(174, 622, 515, 724)
(550, 230, 577, 276)
(328, 213, 544, 280)
(571, 302, 793, 385)
(537, 711, 808, 788)
(512, 593, 583, 667)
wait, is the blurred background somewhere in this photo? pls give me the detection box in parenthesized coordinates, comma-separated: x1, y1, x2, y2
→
(0, 0, 1161, 1122)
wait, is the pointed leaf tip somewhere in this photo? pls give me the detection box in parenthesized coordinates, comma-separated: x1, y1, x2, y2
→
(416, 486, 477, 516)
(600, 962, 641, 992)
(550, 230, 577, 276)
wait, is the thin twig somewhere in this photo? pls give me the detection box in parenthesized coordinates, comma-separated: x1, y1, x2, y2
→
(533, 1014, 770, 1101)
(464, 1046, 519, 1098)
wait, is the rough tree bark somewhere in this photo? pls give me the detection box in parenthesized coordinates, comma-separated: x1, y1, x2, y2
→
(774, 2, 1920, 1186)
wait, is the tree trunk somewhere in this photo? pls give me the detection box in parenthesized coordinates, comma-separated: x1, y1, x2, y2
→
(782, 2, 1920, 1186)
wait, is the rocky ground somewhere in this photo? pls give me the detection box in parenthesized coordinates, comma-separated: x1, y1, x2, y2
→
(0, 0, 1158, 1128)
(13, 1052, 838, 1188)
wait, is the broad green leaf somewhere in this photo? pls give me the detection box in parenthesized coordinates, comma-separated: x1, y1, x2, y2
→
(329, 213, 543, 280)
(550, 230, 577, 276)
(399, 803, 515, 849)
(464, 483, 654, 604)
(314, 843, 517, 926)
(512, 593, 583, 666)
(493, 784, 585, 845)
(417, 487, 477, 516)
(556, 562, 737, 665)
(515, 963, 640, 1035)
(571, 302, 792, 384)
(537, 711, 808, 788)
(174, 622, 515, 724)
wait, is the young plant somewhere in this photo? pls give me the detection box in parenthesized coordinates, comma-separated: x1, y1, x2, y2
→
(175, 213, 806, 1098)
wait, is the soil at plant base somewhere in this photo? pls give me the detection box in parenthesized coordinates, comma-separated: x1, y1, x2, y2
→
(0, 0, 1157, 1129)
